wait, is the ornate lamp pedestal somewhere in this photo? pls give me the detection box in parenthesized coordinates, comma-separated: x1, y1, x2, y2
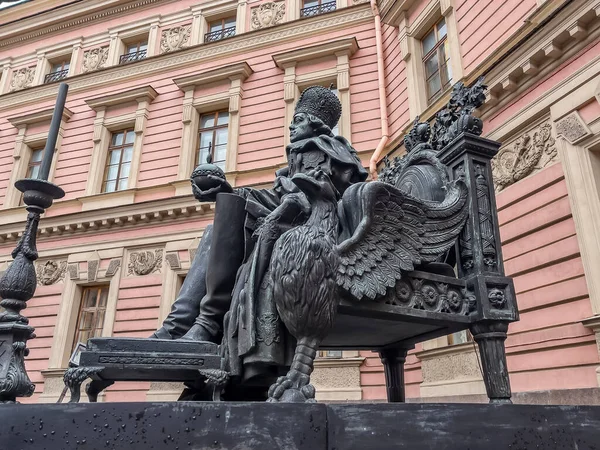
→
(0, 179, 64, 403)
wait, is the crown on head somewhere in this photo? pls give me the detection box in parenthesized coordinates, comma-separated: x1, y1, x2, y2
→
(295, 85, 342, 131)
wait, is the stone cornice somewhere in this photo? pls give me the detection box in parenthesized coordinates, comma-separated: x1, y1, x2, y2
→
(313, 357, 365, 368)
(0, 0, 174, 49)
(272, 37, 359, 69)
(8, 106, 73, 127)
(379, 0, 419, 26)
(0, 194, 214, 244)
(85, 85, 158, 110)
(582, 315, 600, 331)
(0, 4, 372, 110)
(173, 62, 253, 91)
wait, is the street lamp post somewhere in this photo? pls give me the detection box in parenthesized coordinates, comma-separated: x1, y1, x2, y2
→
(0, 83, 68, 403)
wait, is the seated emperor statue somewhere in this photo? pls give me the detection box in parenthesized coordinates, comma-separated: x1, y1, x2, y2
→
(151, 85, 368, 344)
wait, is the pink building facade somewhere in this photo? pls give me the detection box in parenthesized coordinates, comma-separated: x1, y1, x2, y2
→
(1, 0, 600, 403)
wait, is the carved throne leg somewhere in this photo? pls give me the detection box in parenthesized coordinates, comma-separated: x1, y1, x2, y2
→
(86, 379, 114, 402)
(378, 347, 409, 403)
(470, 322, 512, 404)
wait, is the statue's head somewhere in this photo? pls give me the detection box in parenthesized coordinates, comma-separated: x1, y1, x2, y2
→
(289, 86, 341, 143)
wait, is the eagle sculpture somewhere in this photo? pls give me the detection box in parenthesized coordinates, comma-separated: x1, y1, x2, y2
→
(266, 168, 468, 402)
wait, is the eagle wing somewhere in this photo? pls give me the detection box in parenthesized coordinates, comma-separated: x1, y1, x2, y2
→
(336, 180, 468, 301)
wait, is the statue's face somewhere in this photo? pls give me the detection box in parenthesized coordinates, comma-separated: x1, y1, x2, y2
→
(289, 113, 316, 143)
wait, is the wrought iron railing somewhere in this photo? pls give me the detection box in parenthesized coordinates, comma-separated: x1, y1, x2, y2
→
(44, 69, 69, 84)
(204, 26, 236, 43)
(300, 1, 336, 18)
(119, 49, 147, 65)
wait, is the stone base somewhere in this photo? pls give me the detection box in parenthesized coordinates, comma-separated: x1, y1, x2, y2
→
(3, 402, 600, 449)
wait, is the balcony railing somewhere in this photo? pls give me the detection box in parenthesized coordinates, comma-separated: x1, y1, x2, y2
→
(44, 69, 69, 84)
(119, 49, 147, 65)
(300, 1, 336, 18)
(204, 26, 236, 43)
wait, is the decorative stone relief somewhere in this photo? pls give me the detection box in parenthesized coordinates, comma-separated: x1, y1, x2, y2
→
(36, 260, 67, 286)
(165, 252, 181, 270)
(251, 2, 286, 30)
(87, 259, 99, 282)
(67, 263, 79, 280)
(492, 122, 557, 192)
(82, 46, 109, 73)
(556, 112, 590, 144)
(9, 67, 35, 92)
(128, 249, 163, 276)
(105, 259, 121, 277)
(160, 25, 191, 54)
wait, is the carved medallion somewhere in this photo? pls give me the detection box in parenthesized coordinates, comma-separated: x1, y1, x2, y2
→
(36, 260, 67, 286)
(492, 123, 557, 192)
(556, 113, 590, 144)
(251, 1, 286, 30)
(9, 67, 35, 92)
(160, 25, 191, 54)
(128, 249, 163, 276)
(82, 46, 109, 73)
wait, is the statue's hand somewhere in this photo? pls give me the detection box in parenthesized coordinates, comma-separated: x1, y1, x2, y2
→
(191, 175, 233, 202)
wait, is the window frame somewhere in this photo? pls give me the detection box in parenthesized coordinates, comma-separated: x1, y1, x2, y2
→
(205, 16, 237, 42)
(300, 0, 337, 18)
(102, 128, 135, 193)
(421, 18, 452, 104)
(72, 285, 109, 354)
(197, 110, 229, 169)
(119, 38, 149, 64)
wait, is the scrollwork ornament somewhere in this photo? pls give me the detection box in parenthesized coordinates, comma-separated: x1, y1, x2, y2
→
(0, 342, 35, 402)
(488, 287, 506, 309)
(421, 283, 439, 309)
(128, 249, 163, 276)
(36, 260, 67, 286)
(9, 67, 35, 92)
(82, 47, 109, 73)
(251, 1, 286, 30)
(556, 114, 589, 144)
(160, 25, 191, 54)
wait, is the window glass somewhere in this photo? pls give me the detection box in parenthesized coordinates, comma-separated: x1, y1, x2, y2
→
(422, 29, 437, 55)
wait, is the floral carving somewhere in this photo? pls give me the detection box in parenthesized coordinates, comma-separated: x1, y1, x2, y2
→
(251, 1, 286, 30)
(160, 25, 191, 54)
(556, 113, 589, 144)
(488, 287, 506, 309)
(128, 249, 163, 276)
(82, 46, 109, 73)
(36, 260, 67, 286)
(9, 67, 35, 92)
(492, 123, 557, 192)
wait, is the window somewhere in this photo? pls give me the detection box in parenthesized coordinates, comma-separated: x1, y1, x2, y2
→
(300, 0, 336, 18)
(330, 86, 339, 136)
(102, 129, 134, 193)
(422, 18, 452, 104)
(25, 147, 43, 179)
(120, 40, 148, 64)
(318, 350, 343, 358)
(205, 16, 236, 42)
(198, 111, 228, 170)
(44, 60, 70, 84)
(72, 286, 108, 352)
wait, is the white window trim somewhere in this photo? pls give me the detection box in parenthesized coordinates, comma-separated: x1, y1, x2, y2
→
(4, 107, 72, 209)
(34, 38, 82, 85)
(399, 0, 463, 119)
(173, 62, 252, 193)
(273, 37, 358, 154)
(190, 0, 247, 46)
(84, 86, 158, 200)
(46, 250, 123, 370)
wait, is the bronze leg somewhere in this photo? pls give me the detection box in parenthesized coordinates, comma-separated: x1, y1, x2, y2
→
(378, 347, 410, 403)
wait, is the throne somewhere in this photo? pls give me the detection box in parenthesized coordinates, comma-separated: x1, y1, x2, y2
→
(64, 79, 518, 404)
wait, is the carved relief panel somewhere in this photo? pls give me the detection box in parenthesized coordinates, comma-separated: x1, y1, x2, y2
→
(251, 1, 286, 30)
(492, 121, 558, 192)
(160, 25, 191, 54)
(127, 249, 164, 276)
(36, 260, 67, 286)
(10, 67, 35, 92)
(82, 46, 109, 73)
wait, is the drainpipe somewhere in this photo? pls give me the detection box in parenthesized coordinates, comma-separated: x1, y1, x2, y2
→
(368, 0, 389, 180)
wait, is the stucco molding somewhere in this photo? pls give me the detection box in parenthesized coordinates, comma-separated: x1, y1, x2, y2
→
(480, 0, 600, 117)
(0, 4, 372, 110)
(272, 37, 359, 68)
(160, 25, 192, 54)
(7, 107, 73, 128)
(173, 62, 252, 90)
(313, 357, 365, 368)
(0, 196, 214, 244)
(251, 1, 286, 30)
(555, 111, 593, 144)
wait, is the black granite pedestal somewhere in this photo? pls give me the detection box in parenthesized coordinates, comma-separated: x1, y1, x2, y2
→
(2, 402, 600, 449)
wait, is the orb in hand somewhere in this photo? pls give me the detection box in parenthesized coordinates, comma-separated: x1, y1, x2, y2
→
(190, 154, 226, 191)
